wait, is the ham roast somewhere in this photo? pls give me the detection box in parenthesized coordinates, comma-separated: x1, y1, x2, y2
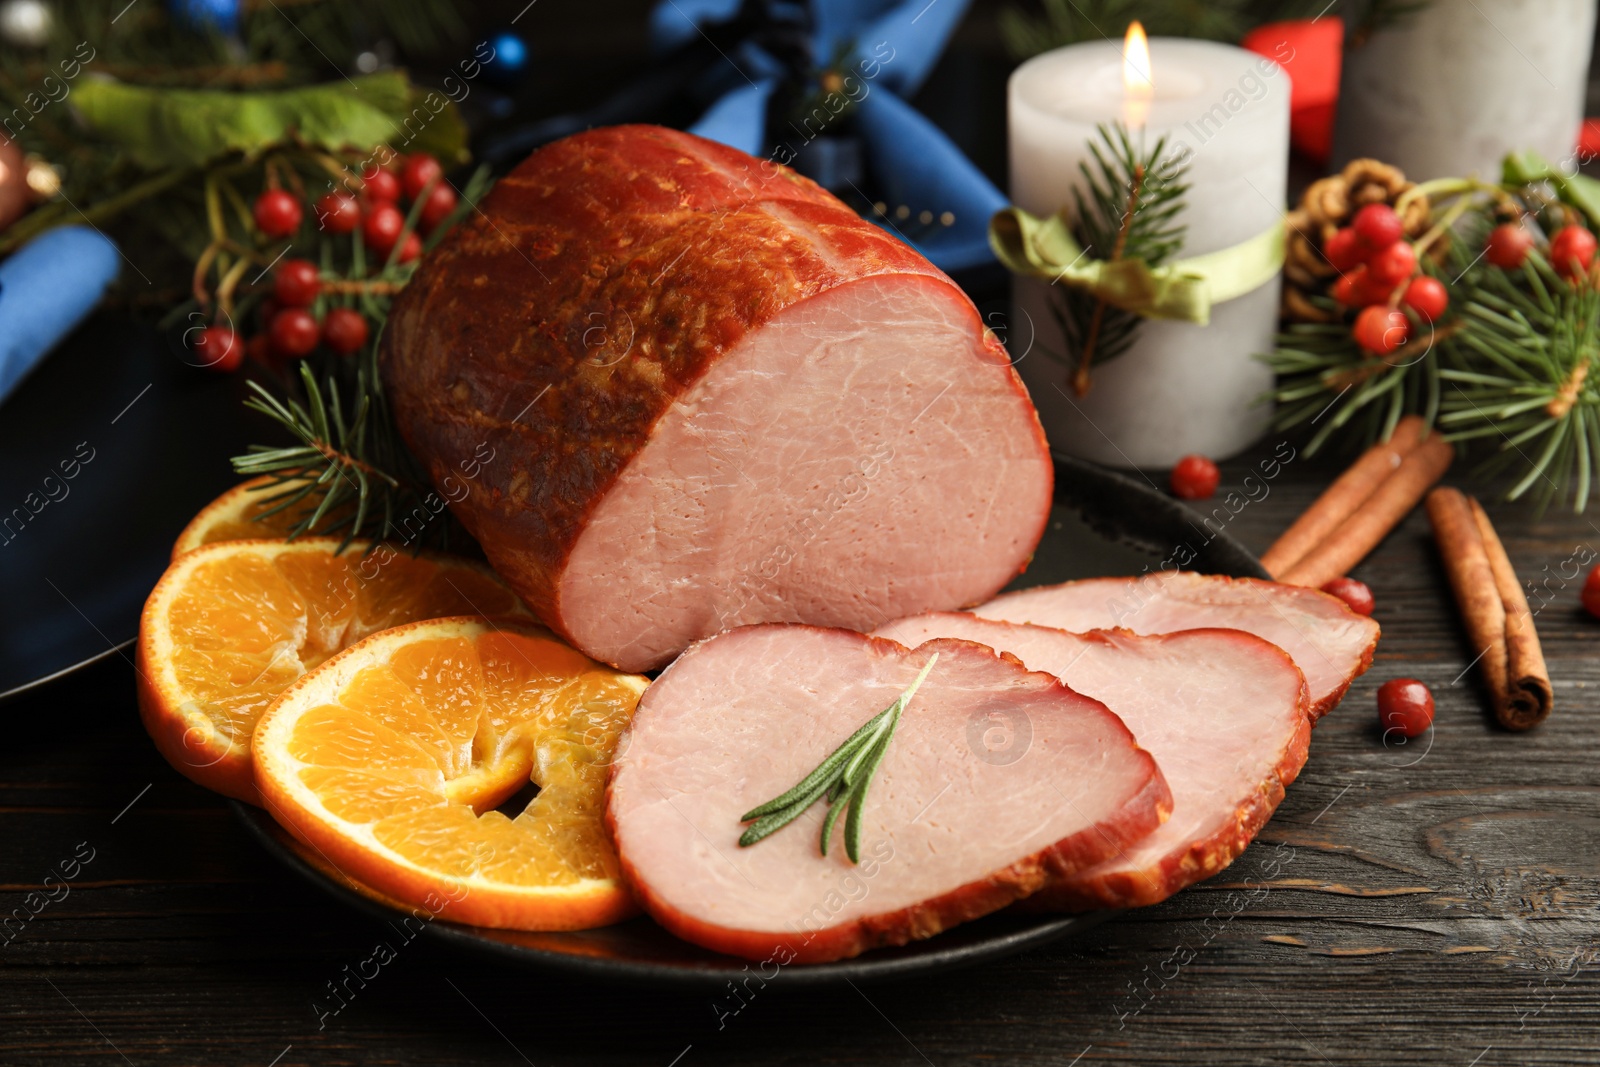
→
(975, 572, 1379, 718)
(872, 613, 1310, 909)
(381, 125, 1053, 672)
(605, 625, 1171, 963)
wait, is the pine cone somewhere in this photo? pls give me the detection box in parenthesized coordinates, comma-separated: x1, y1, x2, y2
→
(1282, 158, 1432, 323)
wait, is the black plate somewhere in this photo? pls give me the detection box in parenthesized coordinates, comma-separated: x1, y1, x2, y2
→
(232, 459, 1265, 986)
(0, 316, 267, 700)
(7, 315, 1265, 982)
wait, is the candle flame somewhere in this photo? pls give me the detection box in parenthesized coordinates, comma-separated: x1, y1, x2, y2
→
(1123, 20, 1152, 127)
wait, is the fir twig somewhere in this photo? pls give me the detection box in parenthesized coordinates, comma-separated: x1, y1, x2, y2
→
(1043, 123, 1188, 396)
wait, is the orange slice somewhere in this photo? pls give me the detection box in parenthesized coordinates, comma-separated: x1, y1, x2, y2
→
(138, 538, 530, 803)
(172, 477, 315, 558)
(253, 616, 647, 931)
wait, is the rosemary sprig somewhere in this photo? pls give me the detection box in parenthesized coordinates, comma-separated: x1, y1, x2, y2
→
(738, 653, 939, 863)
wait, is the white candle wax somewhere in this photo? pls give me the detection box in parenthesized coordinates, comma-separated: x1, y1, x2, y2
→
(1334, 0, 1596, 181)
(1008, 38, 1291, 468)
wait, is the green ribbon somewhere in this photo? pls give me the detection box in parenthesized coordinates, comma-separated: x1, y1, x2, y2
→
(988, 206, 1287, 326)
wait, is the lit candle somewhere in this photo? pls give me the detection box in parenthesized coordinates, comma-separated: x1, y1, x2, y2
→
(1007, 26, 1291, 468)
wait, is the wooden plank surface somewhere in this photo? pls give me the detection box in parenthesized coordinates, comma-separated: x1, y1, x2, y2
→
(3, 437, 1598, 1066)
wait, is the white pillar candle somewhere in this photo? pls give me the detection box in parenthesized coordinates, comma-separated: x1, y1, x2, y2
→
(1334, 0, 1596, 182)
(1007, 35, 1291, 468)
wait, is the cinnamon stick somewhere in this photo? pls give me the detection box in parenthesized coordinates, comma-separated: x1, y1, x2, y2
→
(1261, 415, 1427, 577)
(1424, 488, 1552, 730)
(1277, 429, 1454, 589)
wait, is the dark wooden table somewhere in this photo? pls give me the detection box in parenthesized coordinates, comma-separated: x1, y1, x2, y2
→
(4, 435, 1598, 1066)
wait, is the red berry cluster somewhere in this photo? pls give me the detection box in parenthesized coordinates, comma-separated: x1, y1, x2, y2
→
(1327, 204, 1446, 357)
(194, 153, 455, 372)
(316, 152, 456, 263)
(1485, 219, 1596, 281)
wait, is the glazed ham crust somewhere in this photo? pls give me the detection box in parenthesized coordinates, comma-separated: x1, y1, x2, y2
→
(382, 125, 1052, 671)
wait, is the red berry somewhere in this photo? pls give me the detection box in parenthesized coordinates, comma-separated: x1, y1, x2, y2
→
(1321, 577, 1375, 616)
(1485, 222, 1534, 269)
(362, 203, 405, 256)
(401, 153, 443, 200)
(273, 259, 321, 308)
(268, 308, 320, 358)
(252, 189, 302, 240)
(1377, 678, 1434, 738)
(361, 166, 401, 204)
(1352, 203, 1403, 250)
(1582, 565, 1600, 618)
(1332, 269, 1363, 307)
(397, 232, 422, 264)
(194, 326, 242, 372)
(1353, 306, 1409, 354)
(1324, 227, 1363, 272)
(321, 307, 369, 355)
(419, 182, 458, 230)
(1549, 225, 1597, 280)
(1402, 275, 1449, 321)
(1169, 454, 1220, 500)
(315, 192, 361, 235)
(1368, 240, 1417, 286)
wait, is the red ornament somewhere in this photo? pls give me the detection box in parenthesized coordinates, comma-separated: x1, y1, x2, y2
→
(1402, 275, 1449, 321)
(1353, 306, 1409, 354)
(1485, 223, 1534, 269)
(315, 192, 361, 235)
(269, 308, 320, 358)
(419, 182, 459, 230)
(1241, 19, 1343, 164)
(1321, 576, 1375, 616)
(273, 259, 321, 308)
(252, 189, 302, 240)
(1324, 227, 1363, 272)
(194, 326, 242, 372)
(1169, 454, 1221, 500)
(1352, 203, 1403, 251)
(401, 154, 444, 200)
(1367, 239, 1417, 286)
(397, 232, 423, 264)
(362, 203, 405, 256)
(321, 308, 370, 355)
(1582, 565, 1600, 618)
(1377, 678, 1434, 738)
(361, 166, 401, 204)
(1549, 225, 1597, 280)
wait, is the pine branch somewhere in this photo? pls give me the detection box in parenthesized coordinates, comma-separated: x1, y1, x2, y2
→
(1043, 123, 1188, 395)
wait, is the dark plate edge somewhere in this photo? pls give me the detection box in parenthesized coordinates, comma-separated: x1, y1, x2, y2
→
(231, 800, 1110, 988)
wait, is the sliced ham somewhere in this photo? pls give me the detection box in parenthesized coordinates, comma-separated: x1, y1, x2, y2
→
(976, 571, 1379, 718)
(382, 125, 1053, 672)
(605, 625, 1171, 963)
(872, 613, 1311, 910)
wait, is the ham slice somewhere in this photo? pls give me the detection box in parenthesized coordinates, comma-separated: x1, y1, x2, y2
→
(872, 613, 1310, 909)
(605, 625, 1171, 963)
(976, 572, 1379, 718)
(381, 125, 1053, 672)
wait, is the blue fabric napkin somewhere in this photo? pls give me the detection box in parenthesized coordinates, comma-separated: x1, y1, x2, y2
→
(0, 225, 121, 405)
(652, 0, 1005, 272)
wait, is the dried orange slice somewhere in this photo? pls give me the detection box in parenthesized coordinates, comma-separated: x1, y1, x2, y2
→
(253, 616, 647, 931)
(138, 538, 529, 803)
(172, 477, 311, 558)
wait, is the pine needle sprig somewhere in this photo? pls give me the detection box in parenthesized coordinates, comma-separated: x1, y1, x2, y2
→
(1438, 261, 1600, 512)
(232, 355, 463, 553)
(1043, 123, 1189, 395)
